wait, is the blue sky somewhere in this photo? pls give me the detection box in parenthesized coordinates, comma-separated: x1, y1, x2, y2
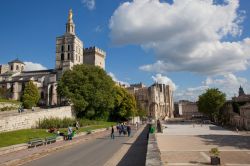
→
(1, 0, 250, 101)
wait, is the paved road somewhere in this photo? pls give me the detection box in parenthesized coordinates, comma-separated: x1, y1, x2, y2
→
(24, 127, 148, 166)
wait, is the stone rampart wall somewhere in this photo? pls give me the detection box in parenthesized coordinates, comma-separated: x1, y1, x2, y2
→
(0, 106, 74, 132)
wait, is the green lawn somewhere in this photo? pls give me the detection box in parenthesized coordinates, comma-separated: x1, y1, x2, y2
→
(0, 98, 21, 104)
(0, 122, 116, 148)
(0, 129, 54, 148)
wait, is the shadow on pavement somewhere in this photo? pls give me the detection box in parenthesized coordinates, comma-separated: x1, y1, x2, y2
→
(209, 126, 227, 131)
(117, 125, 149, 166)
(198, 134, 250, 149)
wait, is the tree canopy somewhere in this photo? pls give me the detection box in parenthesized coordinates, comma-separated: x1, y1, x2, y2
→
(110, 86, 137, 121)
(197, 88, 226, 121)
(57, 64, 139, 121)
(57, 64, 116, 120)
(22, 81, 40, 109)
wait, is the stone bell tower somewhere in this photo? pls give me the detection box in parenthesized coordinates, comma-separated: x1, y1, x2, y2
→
(55, 9, 83, 71)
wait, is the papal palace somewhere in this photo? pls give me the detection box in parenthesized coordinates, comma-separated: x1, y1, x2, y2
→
(0, 10, 174, 120)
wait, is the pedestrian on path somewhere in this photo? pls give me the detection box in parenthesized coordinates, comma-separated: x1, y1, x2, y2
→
(76, 121, 80, 130)
(111, 126, 115, 139)
(67, 126, 73, 140)
(127, 125, 131, 137)
(135, 122, 138, 130)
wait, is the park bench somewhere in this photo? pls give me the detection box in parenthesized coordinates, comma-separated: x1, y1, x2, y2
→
(28, 138, 44, 148)
(45, 136, 57, 145)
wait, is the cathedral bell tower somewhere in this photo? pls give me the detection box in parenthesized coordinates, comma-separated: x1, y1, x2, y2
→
(66, 9, 75, 34)
(55, 9, 83, 71)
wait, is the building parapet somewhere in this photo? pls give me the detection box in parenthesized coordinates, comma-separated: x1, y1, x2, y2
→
(84, 46, 106, 56)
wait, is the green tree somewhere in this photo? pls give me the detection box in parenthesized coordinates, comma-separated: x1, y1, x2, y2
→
(197, 88, 226, 121)
(22, 81, 40, 109)
(57, 64, 116, 120)
(111, 86, 137, 121)
(137, 108, 147, 119)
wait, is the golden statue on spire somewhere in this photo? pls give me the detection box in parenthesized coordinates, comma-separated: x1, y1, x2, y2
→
(68, 9, 73, 21)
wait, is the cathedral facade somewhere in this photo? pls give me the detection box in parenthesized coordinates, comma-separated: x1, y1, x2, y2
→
(0, 10, 106, 106)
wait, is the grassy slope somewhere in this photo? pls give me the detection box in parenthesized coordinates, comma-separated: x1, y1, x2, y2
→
(0, 98, 21, 104)
(0, 122, 116, 148)
(0, 129, 54, 148)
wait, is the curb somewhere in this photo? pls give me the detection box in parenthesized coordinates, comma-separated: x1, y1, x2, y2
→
(0, 128, 107, 156)
(146, 133, 164, 166)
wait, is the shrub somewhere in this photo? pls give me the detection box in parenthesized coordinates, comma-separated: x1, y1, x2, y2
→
(0, 106, 17, 112)
(37, 118, 75, 129)
(37, 117, 115, 129)
(209, 148, 220, 157)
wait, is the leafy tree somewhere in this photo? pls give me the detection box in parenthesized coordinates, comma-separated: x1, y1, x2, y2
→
(22, 81, 40, 108)
(137, 108, 147, 118)
(197, 88, 226, 121)
(110, 86, 137, 121)
(57, 64, 116, 120)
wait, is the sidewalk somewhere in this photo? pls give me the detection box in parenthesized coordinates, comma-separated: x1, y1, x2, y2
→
(0, 128, 108, 166)
(104, 124, 148, 166)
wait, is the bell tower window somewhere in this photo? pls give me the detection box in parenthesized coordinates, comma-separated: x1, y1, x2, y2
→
(61, 53, 64, 60)
(61, 45, 64, 52)
(68, 53, 70, 60)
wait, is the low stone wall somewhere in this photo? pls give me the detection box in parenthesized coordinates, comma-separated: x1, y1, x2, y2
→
(0, 106, 74, 132)
(146, 133, 163, 166)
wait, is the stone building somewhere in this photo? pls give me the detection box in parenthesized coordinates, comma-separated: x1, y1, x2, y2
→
(127, 82, 174, 120)
(175, 100, 203, 119)
(0, 9, 106, 106)
(224, 87, 250, 130)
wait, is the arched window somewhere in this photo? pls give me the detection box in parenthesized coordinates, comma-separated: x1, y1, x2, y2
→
(61, 45, 64, 52)
(16, 65, 19, 70)
(21, 66, 24, 71)
(68, 45, 70, 51)
(61, 53, 64, 60)
(11, 65, 13, 70)
(68, 53, 70, 60)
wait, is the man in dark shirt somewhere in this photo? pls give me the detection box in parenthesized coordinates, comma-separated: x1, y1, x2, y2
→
(111, 126, 115, 139)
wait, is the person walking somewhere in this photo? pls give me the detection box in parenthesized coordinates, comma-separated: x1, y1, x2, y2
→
(67, 126, 73, 140)
(76, 121, 80, 130)
(127, 125, 131, 137)
(111, 126, 115, 139)
(135, 122, 138, 130)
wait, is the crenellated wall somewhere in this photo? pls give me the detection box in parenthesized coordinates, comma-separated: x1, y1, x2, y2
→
(0, 106, 75, 132)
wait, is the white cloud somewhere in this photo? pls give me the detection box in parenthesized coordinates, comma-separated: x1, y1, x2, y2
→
(24, 62, 47, 71)
(152, 74, 177, 90)
(175, 74, 250, 101)
(175, 86, 208, 102)
(108, 72, 130, 87)
(94, 25, 102, 32)
(109, 0, 250, 75)
(204, 73, 249, 98)
(82, 0, 95, 10)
